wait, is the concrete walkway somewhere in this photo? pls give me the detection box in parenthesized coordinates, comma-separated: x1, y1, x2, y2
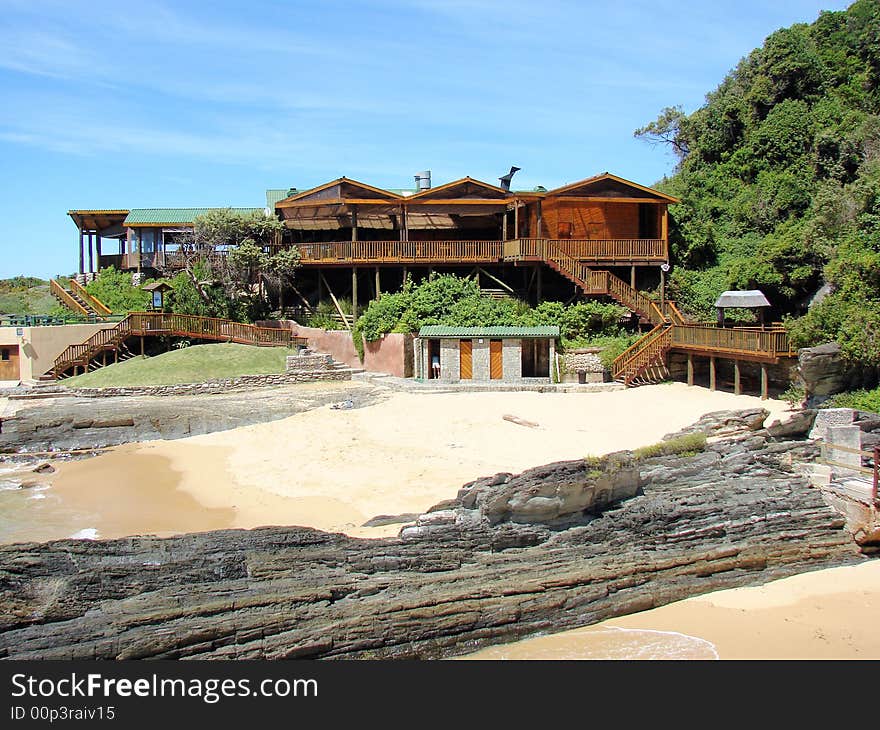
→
(353, 371, 625, 394)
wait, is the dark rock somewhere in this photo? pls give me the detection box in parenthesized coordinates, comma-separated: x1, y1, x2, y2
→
(361, 513, 421, 527)
(798, 342, 879, 407)
(663, 408, 769, 440)
(0, 409, 862, 660)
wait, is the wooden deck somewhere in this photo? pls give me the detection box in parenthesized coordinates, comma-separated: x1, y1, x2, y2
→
(53, 312, 305, 379)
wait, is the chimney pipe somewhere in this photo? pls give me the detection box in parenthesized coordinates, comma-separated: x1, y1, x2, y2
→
(499, 166, 521, 191)
(414, 171, 431, 191)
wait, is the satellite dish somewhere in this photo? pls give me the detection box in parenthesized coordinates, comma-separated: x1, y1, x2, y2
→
(660, 263, 671, 272)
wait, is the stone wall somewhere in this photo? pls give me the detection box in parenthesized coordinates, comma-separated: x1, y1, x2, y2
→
(439, 338, 460, 381)
(561, 349, 604, 384)
(501, 339, 522, 381)
(285, 353, 334, 372)
(68, 370, 350, 398)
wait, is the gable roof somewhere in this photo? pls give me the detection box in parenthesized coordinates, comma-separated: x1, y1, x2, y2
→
(275, 177, 402, 207)
(547, 173, 679, 203)
(406, 177, 511, 201)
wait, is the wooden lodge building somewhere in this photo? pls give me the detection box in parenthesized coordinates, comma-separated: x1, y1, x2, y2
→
(68, 171, 676, 322)
(61, 170, 797, 395)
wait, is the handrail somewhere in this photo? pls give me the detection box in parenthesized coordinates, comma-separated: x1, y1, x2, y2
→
(294, 240, 502, 263)
(611, 325, 673, 382)
(69, 279, 112, 317)
(53, 312, 306, 377)
(612, 323, 666, 366)
(670, 324, 794, 357)
(50, 279, 90, 317)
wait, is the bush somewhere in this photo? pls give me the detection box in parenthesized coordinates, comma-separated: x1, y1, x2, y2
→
(633, 433, 708, 460)
(85, 267, 151, 312)
(826, 387, 880, 413)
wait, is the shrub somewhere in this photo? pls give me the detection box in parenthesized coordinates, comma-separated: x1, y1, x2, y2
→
(633, 433, 708, 460)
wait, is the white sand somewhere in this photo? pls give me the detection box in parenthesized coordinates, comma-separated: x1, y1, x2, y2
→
(460, 560, 880, 660)
(108, 382, 790, 538)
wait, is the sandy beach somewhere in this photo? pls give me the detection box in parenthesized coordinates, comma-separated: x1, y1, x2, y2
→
(24, 382, 792, 541)
(460, 559, 880, 660)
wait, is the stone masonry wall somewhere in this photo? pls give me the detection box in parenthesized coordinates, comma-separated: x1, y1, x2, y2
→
(68, 370, 350, 398)
(472, 339, 490, 381)
(439, 339, 460, 381)
(501, 339, 522, 382)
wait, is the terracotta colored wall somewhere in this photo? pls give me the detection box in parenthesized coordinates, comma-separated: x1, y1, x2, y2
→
(542, 200, 641, 239)
(259, 321, 412, 377)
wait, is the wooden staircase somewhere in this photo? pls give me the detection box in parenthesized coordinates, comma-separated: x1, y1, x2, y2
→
(540, 243, 665, 324)
(51, 312, 306, 380)
(50, 279, 112, 320)
(610, 323, 674, 386)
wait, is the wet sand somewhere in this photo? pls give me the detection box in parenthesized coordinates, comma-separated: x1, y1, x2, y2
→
(22, 382, 792, 540)
(459, 560, 880, 660)
(0, 451, 234, 543)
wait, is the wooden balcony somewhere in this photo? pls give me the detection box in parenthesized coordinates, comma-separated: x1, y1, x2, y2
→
(670, 324, 795, 362)
(293, 240, 503, 264)
(503, 238, 667, 264)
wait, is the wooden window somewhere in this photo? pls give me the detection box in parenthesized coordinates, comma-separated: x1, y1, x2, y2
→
(1, 349, 8, 361)
(557, 221, 572, 239)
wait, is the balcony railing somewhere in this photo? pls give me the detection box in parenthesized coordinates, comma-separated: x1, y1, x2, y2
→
(670, 324, 794, 358)
(505, 238, 667, 262)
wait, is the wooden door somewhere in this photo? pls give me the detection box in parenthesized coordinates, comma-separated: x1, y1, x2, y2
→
(0, 345, 19, 380)
(460, 339, 472, 380)
(489, 340, 503, 380)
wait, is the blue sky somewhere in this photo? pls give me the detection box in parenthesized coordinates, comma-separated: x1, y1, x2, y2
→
(0, 0, 853, 279)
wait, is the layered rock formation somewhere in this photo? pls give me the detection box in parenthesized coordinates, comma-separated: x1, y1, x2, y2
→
(0, 410, 864, 660)
(0, 383, 383, 454)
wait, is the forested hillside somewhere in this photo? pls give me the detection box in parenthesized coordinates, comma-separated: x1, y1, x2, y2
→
(638, 0, 880, 362)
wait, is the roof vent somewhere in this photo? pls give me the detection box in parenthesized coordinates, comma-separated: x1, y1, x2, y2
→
(499, 166, 521, 191)
(414, 171, 431, 191)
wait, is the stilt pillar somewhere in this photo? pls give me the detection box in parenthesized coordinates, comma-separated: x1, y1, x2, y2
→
(734, 360, 741, 395)
(140, 336, 145, 356)
(687, 353, 694, 386)
(630, 265, 636, 289)
(375, 267, 381, 299)
(709, 356, 716, 391)
(536, 264, 542, 303)
(95, 232, 102, 272)
(114, 349, 118, 364)
(760, 364, 768, 400)
(352, 267, 358, 322)
(78, 228, 85, 276)
(88, 232, 94, 274)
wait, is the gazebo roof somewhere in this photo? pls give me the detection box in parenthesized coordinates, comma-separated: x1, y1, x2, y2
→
(714, 290, 771, 308)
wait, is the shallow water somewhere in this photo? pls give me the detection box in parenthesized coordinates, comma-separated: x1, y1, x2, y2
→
(458, 625, 718, 660)
(0, 454, 236, 545)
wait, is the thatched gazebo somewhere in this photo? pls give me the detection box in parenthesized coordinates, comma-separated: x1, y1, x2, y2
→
(714, 289, 771, 326)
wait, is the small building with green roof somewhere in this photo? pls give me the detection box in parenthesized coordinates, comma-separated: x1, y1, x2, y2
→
(415, 325, 559, 383)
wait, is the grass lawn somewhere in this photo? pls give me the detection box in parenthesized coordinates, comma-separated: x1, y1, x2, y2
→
(64, 342, 291, 388)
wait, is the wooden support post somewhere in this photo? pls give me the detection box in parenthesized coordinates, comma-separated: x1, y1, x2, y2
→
(88, 232, 94, 274)
(95, 232, 102, 272)
(352, 267, 358, 322)
(513, 200, 519, 240)
(761, 363, 768, 400)
(317, 271, 323, 303)
(709, 356, 716, 391)
(501, 211, 508, 241)
(375, 267, 380, 299)
(102, 351, 107, 367)
(536, 200, 543, 238)
(140, 336, 145, 356)
(114, 349, 118, 364)
(78, 228, 85, 275)
(402, 266, 407, 285)
(687, 353, 694, 386)
(630, 265, 636, 289)
(536, 265, 542, 303)
(734, 360, 741, 395)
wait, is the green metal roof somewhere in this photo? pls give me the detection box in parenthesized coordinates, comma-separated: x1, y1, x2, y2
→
(417, 325, 559, 338)
(124, 208, 264, 226)
(266, 189, 296, 208)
